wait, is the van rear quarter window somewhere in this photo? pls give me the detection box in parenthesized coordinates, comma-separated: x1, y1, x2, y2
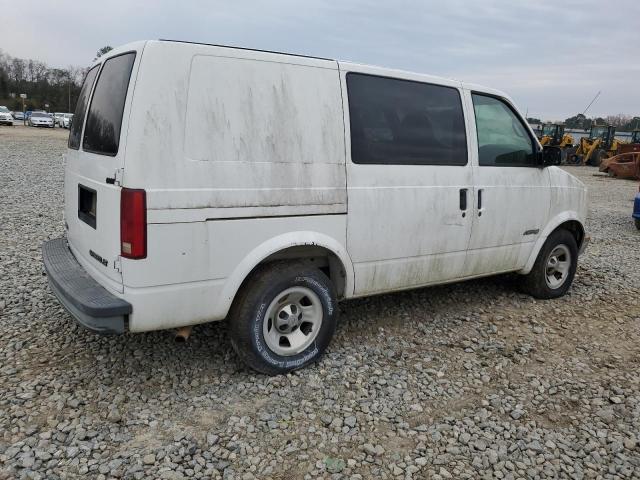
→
(346, 73, 467, 166)
(68, 65, 99, 150)
(83, 53, 136, 156)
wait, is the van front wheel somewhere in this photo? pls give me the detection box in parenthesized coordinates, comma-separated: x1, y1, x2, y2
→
(228, 262, 338, 375)
(520, 229, 578, 299)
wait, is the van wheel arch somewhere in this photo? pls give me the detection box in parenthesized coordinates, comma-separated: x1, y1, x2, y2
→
(556, 220, 585, 250)
(229, 245, 349, 314)
(520, 218, 585, 276)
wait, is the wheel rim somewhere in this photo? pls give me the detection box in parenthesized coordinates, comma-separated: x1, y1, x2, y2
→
(263, 287, 323, 357)
(545, 244, 572, 289)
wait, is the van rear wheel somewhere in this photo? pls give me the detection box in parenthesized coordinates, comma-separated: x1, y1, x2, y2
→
(228, 262, 338, 375)
(520, 229, 578, 299)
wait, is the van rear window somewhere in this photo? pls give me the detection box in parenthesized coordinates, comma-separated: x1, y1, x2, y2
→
(83, 53, 136, 156)
(68, 65, 99, 150)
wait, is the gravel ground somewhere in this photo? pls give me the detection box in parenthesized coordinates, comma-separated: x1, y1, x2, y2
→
(1, 124, 640, 479)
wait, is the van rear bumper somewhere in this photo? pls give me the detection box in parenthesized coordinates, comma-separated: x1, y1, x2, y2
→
(42, 237, 131, 334)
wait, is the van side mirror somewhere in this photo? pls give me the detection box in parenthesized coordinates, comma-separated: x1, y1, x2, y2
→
(540, 146, 561, 167)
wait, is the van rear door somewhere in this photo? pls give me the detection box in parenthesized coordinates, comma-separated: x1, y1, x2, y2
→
(64, 48, 141, 293)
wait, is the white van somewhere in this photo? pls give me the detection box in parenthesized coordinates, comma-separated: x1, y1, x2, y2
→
(43, 40, 588, 374)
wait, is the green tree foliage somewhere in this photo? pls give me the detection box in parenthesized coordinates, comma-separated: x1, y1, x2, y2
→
(0, 49, 87, 112)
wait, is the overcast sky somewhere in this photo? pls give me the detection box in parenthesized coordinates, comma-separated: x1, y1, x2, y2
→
(2, 0, 638, 121)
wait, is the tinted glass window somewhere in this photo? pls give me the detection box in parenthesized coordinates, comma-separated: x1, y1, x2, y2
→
(83, 53, 136, 156)
(68, 65, 99, 150)
(591, 126, 606, 139)
(347, 73, 467, 165)
(472, 94, 535, 167)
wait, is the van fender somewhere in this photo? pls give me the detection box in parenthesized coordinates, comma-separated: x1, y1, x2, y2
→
(215, 232, 355, 319)
(519, 211, 583, 275)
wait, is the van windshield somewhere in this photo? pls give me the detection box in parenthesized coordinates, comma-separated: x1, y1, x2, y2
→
(69, 65, 100, 149)
(83, 53, 136, 156)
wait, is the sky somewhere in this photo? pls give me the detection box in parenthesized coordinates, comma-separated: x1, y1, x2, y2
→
(1, 0, 638, 121)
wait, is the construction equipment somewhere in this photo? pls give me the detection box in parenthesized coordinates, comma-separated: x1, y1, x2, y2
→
(538, 124, 574, 163)
(599, 129, 640, 179)
(569, 124, 621, 166)
(539, 123, 573, 147)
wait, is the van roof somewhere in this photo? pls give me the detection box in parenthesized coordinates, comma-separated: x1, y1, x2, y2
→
(100, 40, 507, 102)
(159, 39, 334, 62)
(156, 39, 506, 98)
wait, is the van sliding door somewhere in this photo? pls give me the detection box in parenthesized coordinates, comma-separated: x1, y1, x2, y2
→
(341, 68, 474, 295)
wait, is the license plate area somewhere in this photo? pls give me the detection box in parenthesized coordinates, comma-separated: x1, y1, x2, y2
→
(78, 185, 97, 229)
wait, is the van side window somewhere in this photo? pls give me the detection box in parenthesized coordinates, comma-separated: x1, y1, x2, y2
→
(68, 65, 100, 150)
(83, 53, 136, 156)
(347, 73, 467, 165)
(472, 94, 535, 167)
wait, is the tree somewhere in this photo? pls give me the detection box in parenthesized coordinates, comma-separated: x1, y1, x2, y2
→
(563, 114, 588, 130)
(0, 49, 86, 112)
(627, 117, 640, 131)
(94, 46, 113, 61)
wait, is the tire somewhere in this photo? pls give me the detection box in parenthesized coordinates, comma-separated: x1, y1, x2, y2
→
(635, 218, 640, 231)
(588, 149, 606, 167)
(560, 148, 568, 164)
(228, 261, 338, 375)
(520, 229, 578, 299)
(568, 154, 581, 165)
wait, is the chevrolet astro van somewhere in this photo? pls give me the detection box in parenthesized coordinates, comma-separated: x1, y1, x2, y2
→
(43, 40, 588, 374)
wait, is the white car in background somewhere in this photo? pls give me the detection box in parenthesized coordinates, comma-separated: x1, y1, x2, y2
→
(60, 113, 74, 129)
(53, 113, 65, 126)
(0, 106, 13, 126)
(29, 111, 54, 128)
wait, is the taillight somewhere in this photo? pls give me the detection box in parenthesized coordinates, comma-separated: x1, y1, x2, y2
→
(120, 188, 146, 259)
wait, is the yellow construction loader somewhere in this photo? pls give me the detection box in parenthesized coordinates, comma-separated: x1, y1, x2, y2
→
(538, 124, 574, 162)
(569, 124, 622, 166)
(539, 123, 574, 147)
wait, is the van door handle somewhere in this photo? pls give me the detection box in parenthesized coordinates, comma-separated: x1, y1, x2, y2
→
(459, 188, 468, 216)
(478, 189, 483, 216)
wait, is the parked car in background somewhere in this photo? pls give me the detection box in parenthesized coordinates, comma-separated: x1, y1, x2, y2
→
(28, 111, 54, 127)
(54, 112, 65, 126)
(0, 106, 14, 125)
(42, 40, 589, 375)
(60, 113, 74, 129)
(12, 111, 25, 121)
